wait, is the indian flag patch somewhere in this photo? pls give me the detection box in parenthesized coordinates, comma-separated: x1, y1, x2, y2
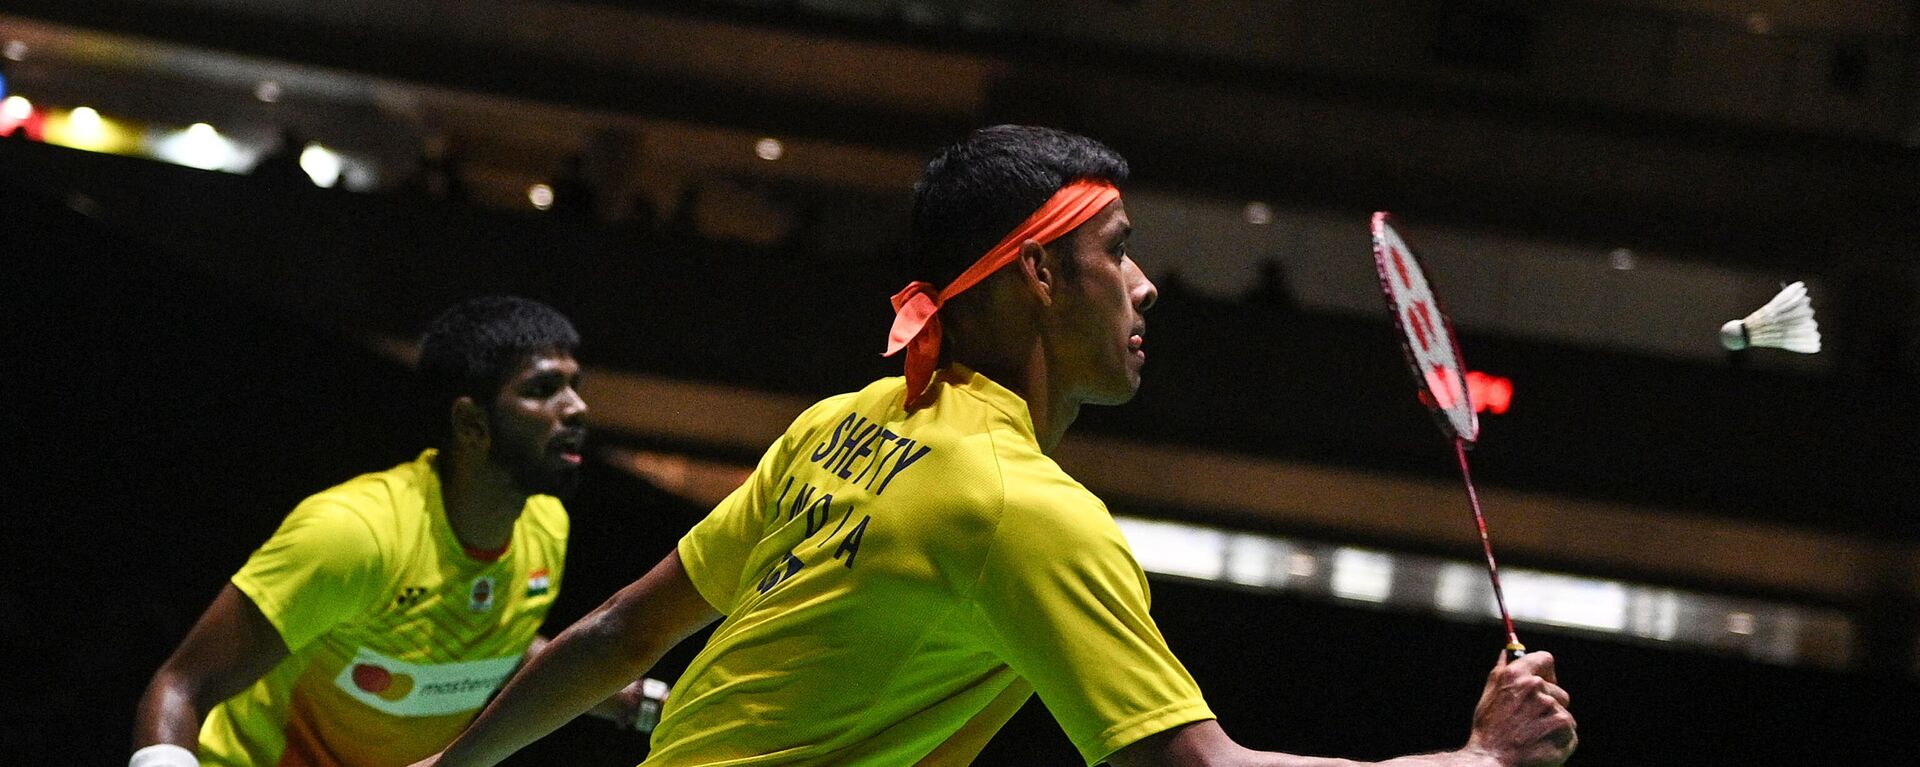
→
(526, 568, 551, 597)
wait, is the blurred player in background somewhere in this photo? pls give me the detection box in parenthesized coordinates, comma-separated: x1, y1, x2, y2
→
(131, 296, 659, 767)
(416, 127, 1576, 767)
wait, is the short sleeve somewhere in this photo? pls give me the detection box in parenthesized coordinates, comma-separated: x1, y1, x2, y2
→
(972, 495, 1213, 765)
(677, 397, 846, 614)
(676, 464, 771, 614)
(230, 498, 387, 653)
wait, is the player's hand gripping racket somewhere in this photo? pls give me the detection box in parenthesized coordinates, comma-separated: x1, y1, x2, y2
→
(1371, 212, 1525, 661)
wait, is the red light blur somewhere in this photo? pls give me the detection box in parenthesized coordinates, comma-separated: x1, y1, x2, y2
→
(1418, 371, 1513, 415)
(1466, 371, 1513, 415)
(0, 99, 46, 141)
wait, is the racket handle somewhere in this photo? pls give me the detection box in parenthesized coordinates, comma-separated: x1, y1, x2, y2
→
(1505, 641, 1527, 663)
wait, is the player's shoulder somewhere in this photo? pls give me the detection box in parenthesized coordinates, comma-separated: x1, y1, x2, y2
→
(800, 387, 870, 423)
(519, 494, 570, 540)
(962, 420, 1110, 548)
(997, 453, 1106, 525)
(917, 417, 1106, 542)
(292, 453, 436, 539)
(775, 388, 869, 445)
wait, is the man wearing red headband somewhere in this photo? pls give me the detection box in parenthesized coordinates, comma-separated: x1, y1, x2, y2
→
(417, 126, 1575, 767)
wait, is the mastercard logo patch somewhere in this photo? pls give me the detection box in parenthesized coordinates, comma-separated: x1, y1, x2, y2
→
(351, 663, 415, 701)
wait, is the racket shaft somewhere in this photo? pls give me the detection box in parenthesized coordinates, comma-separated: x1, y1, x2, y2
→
(1454, 439, 1525, 656)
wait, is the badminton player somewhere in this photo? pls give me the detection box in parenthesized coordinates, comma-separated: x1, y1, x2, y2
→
(419, 127, 1577, 767)
(130, 297, 656, 767)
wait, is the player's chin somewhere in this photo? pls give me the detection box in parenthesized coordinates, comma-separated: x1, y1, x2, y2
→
(541, 469, 583, 498)
(1086, 372, 1143, 406)
(518, 461, 584, 498)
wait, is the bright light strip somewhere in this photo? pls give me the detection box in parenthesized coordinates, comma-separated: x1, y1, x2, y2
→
(2, 95, 29, 121)
(1501, 570, 1628, 632)
(1114, 518, 1226, 582)
(1435, 562, 1489, 615)
(1223, 534, 1285, 588)
(1329, 547, 1394, 603)
(1114, 514, 1855, 669)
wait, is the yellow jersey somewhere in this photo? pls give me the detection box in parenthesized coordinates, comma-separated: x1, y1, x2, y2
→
(199, 450, 568, 767)
(661, 367, 1211, 766)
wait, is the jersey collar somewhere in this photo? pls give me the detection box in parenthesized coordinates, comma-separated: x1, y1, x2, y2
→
(940, 364, 1039, 445)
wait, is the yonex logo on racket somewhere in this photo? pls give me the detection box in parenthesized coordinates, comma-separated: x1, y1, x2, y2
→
(1389, 246, 1415, 294)
(1404, 301, 1436, 352)
(1371, 213, 1475, 442)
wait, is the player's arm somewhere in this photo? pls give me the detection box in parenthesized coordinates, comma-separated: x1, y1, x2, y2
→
(131, 584, 290, 762)
(430, 549, 719, 767)
(518, 634, 670, 731)
(1107, 652, 1576, 767)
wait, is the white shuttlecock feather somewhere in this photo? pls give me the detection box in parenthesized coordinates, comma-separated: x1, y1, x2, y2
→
(1720, 281, 1820, 353)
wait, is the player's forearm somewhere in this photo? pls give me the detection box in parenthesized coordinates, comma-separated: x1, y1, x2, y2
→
(1160, 746, 1498, 767)
(1114, 722, 1501, 767)
(131, 670, 207, 753)
(440, 605, 658, 767)
(1342, 747, 1498, 767)
(522, 634, 550, 664)
(1184, 746, 1498, 767)
(1192, 756, 1365, 767)
(439, 551, 716, 767)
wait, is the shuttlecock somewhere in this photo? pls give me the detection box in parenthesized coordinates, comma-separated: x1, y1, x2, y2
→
(1720, 281, 1820, 353)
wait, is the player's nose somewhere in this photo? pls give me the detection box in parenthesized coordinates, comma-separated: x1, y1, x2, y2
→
(1128, 258, 1157, 312)
(559, 386, 588, 422)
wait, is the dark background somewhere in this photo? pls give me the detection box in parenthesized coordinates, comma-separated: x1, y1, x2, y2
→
(5, 133, 1917, 765)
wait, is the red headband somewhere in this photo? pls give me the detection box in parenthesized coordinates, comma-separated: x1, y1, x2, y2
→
(884, 178, 1120, 409)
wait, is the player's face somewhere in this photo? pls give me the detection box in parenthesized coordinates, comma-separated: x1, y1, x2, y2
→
(487, 350, 588, 497)
(1049, 198, 1157, 406)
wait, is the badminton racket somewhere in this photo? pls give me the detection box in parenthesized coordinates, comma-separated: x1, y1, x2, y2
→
(1370, 211, 1525, 661)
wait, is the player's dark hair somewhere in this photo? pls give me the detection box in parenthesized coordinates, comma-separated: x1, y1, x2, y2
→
(418, 296, 579, 430)
(909, 125, 1129, 287)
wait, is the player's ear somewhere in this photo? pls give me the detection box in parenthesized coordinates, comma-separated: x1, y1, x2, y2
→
(451, 396, 490, 452)
(1015, 239, 1055, 306)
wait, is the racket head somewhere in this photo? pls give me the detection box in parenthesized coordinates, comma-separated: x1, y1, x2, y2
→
(1371, 212, 1478, 445)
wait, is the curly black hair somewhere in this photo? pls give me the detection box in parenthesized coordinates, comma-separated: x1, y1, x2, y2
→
(417, 296, 579, 426)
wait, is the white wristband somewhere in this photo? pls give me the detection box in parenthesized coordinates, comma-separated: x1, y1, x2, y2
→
(633, 677, 671, 733)
(130, 744, 199, 767)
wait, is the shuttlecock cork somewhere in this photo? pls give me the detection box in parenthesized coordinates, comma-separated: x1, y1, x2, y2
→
(1720, 281, 1820, 353)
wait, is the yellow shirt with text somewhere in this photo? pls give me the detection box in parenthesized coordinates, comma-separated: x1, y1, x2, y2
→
(659, 367, 1212, 766)
(199, 450, 567, 767)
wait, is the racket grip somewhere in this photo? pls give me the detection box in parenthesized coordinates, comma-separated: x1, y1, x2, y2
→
(1505, 641, 1527, 662)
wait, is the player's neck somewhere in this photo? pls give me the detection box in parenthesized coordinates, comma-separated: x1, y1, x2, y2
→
(954, 343, 1078, 453)
(1021, 345, 1084, 453)
(438, 450, 527, 552)
(1024, 382, 1079, 455)
(945, 294, 1079, 452)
